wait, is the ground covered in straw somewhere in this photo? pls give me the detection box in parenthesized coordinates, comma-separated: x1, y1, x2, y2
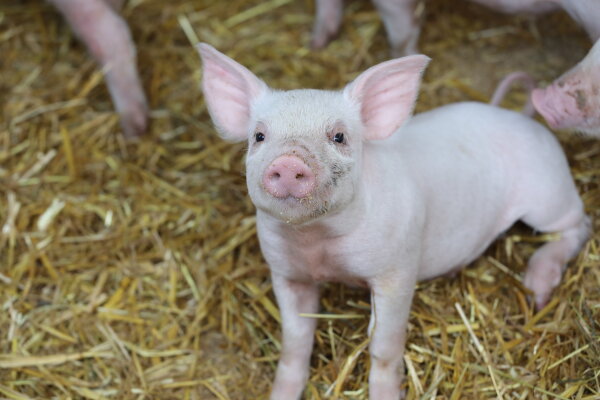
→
(1, 0, 599, 399)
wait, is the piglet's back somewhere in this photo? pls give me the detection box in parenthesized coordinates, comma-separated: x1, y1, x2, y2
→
(385, 102, 578, 279)
(396, 102, 569, 173)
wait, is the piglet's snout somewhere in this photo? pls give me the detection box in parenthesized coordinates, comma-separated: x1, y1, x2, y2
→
(532, 86, 580, 130)
(532, 88, 560, 129)
(263, 155, 316, 199)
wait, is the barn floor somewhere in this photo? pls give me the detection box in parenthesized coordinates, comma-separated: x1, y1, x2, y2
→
(0, 0, 599, 399)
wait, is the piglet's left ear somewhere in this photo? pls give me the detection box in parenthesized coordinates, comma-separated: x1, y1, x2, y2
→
(344, 55, 430, 140)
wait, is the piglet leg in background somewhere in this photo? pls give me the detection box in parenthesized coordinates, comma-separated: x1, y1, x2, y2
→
(49, 0, 148, 138)
(311, 0, 343, 50)
(311, 0, 421, 56)
(372, 0, 421, 56)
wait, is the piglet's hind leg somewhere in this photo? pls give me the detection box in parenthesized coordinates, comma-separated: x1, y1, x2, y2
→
(522, 199, 590, 311)
(524, 214, 590, 310)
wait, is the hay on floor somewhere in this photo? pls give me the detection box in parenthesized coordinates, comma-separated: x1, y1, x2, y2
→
(0, 0, 598, 399)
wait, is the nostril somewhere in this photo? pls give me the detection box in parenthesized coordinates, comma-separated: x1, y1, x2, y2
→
(268, 171, 281, 181)
(296, 173, 304, 180)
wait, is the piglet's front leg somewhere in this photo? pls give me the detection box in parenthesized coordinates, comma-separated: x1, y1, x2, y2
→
(270, 274, 319, 400)
(368, 276, 417, 400)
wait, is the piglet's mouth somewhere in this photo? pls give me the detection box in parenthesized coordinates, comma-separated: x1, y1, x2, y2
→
(264, 192, 322, 210)
(266, 199, 331, 225)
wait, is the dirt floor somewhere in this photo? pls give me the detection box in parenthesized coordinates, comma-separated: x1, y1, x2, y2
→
(0, 0, 599, 399)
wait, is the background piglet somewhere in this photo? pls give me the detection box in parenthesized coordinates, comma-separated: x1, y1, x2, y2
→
(311, 0, 600, 57)
(49, 0, 148, 137)
(532, 39, 600, 137)
(198, 43, 589, 400)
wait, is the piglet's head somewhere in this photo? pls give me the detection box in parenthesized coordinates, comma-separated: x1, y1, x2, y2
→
(532, 39, 600, 137)
(198, 43, 429, 224)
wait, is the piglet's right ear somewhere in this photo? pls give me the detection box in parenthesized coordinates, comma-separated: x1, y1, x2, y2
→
(197, 43, 268, 142)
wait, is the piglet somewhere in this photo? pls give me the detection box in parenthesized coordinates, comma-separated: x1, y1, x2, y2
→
(311, 0, 600, 57)
(532, 39, 600, 137)
(49, 0, 148, 138)
(197, 44, 589, 399)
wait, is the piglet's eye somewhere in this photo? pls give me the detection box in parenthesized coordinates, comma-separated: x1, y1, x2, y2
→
(333, 132, 344, 143)
(255, 132, 265, 142)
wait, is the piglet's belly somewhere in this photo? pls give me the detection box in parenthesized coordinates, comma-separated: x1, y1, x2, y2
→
(416, 229, 505, 281)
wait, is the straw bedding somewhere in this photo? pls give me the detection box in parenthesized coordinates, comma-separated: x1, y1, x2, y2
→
(0, 0, 598, 398)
